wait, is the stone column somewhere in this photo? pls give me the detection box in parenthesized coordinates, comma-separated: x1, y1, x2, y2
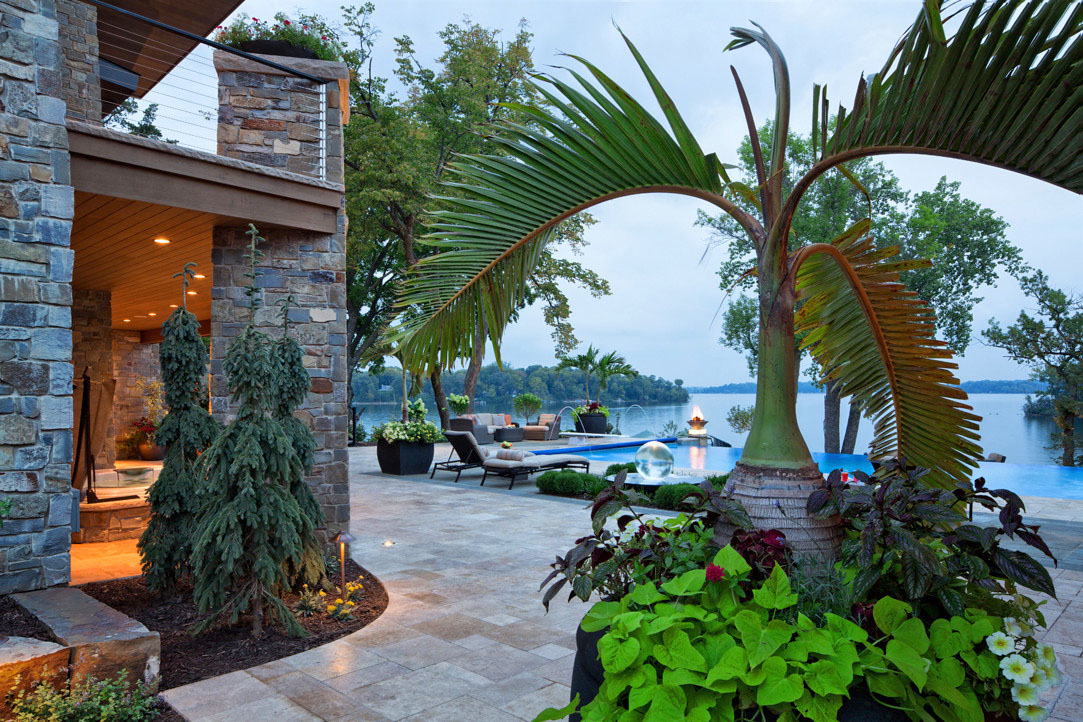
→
(0, 0, 76, 594)
(213, 50, 347, 183)
(56, 0, 100, 124)
(210, 222, 349, 537)
(71, 289, 113, 468)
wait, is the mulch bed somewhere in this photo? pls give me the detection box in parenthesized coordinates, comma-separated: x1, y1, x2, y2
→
(79, 559, 388, 691)
(0, 594, 54, 641)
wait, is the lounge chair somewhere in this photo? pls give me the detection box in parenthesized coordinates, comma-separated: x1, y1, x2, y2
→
(431, 430, 489, 482)
(522, 413, 561, 441)
(481, 448, 590, 489)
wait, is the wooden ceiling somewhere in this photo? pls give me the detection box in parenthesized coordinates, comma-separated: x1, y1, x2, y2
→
(72, 192, 219, 331)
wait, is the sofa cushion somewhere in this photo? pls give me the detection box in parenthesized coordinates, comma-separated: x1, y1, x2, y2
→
(538, 414, 555, 426)
(504, 414, 512, 425)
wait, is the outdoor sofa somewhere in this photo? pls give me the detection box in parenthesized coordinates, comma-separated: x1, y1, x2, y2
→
(449, 412, 515, 444)
(522, 413, 561, 441)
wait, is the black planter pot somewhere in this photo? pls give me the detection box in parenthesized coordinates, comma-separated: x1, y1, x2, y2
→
(576, 412, 607, 435)
(570, 622, 908, 722)
(376, 439, 434, 475)
(238, 39, 319, 59)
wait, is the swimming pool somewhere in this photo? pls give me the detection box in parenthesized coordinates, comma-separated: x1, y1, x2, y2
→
(537, 441, 1083, 500)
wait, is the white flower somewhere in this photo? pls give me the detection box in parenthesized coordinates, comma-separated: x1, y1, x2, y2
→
(1001, 654, 1035, 684)
(1028, 668, 1051, 693)
(1019, 704, 1049, 722)
(1011, 683, 1039, 705)
(1004, 617, 1024, 636)
(986, 631, 1015, 656)
(1037, 643, 1056, 667)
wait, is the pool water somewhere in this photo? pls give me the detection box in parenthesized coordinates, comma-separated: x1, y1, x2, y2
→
(539, 441, 1083, 500)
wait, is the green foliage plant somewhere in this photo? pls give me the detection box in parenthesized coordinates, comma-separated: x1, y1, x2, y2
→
(138, 263, 221, 594)
(293, 584, 323, 618)
(189, 226, 315, 638)
(270, 296, 328, 590)
(0, 496, 10, 528)
(604, 462, 637, 477)
(11, 670, 164, 721)
(213, 12, 345, 61)
(513, 392, 543, 423)
(369, 419, 443, 443)
(446, 392, 470, 416)
(726, 404, 755, 435)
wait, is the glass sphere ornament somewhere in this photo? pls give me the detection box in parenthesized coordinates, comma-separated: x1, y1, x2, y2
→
(635, 441, 674, 480)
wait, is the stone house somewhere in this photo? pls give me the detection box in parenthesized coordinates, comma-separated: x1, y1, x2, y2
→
(1, 0, 350, 594)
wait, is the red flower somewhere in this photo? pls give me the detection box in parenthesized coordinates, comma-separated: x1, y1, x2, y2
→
(284, 20, 290, 25)
(706, 563, 725, 582)
(321, 36, 327, 40)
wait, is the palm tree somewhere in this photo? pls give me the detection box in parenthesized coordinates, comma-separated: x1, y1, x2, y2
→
(394, 0, 1082, 556)
(555, 345, 600, 402)
(594, 351, 638, 403)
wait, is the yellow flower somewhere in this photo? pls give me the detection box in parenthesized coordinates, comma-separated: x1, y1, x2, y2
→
(335, 598, 343, 604)
(318, 591, 326, 596)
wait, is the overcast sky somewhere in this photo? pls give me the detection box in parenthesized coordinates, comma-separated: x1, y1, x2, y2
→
(232, 0, 1083, 386)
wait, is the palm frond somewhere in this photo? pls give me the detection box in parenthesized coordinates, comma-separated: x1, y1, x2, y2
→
(393, 35, 759, 372)
(805, 0, 1082, 198)
(792, 220, 984, 488)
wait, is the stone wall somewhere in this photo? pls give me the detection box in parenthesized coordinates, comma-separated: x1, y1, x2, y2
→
(213, 51, 347, 184)
(0, 0, 76, 594)
(71, 288, 112, 468)
(56, 0, 98, 124)
(111, 330, 160, 457)
(210, 223, 349, 536)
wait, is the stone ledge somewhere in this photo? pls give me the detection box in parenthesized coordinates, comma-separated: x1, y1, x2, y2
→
(0, 636, 69, 717)
(72, 497, 150, 543)
(13, 587, 161, 690)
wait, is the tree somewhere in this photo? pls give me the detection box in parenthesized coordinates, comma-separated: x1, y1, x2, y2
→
(984, 272, 1083, 466)
(513, 392, 543, 424)
(395, 1, 1080, 557)
(138, 264, 220, 594)
(190, 226, 315, 637)
(342, 6, 609, 421)
(103, 98, 175, 143)
(555, 345, 600, 402)
(594, 351, 638, 403)
(701, 126, 1016, 455)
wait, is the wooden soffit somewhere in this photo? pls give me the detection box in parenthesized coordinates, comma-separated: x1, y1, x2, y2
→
(68, 121, 343, 235)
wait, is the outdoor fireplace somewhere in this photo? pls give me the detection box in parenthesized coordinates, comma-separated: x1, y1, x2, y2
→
(687, 405, 708, 436)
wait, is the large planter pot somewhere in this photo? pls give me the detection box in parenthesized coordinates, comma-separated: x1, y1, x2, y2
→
(570, 622, 908, 722)
(138, 441, 165, 461)
(376, 438, 434, 476)
(576, 412, 608, 435)
(238, 39, 319, 59)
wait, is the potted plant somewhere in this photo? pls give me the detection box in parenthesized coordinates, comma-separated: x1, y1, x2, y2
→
(131, 378, 166, 460)
(446, 393, 470, 417)
(213, 13, 345, 61)
(556, 346, 636, 434)
(513, 392, 543, 425)
(372, 400, 444, 476)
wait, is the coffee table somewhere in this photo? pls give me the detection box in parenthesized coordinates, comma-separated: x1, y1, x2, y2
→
(494, 426, 524, 443)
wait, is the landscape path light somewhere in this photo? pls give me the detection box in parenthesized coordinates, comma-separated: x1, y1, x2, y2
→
(331, 530, 355, 593)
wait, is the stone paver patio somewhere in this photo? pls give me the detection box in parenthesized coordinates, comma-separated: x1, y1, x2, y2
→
(157, 445, 1083, 721)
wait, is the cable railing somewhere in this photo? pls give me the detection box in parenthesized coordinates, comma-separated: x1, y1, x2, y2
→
(72, 0, 337, 165)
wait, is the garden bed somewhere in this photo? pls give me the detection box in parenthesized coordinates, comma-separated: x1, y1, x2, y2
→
(536, 465, 730, 511)
(0, 594, 54, 641)
(80, 559, 388, 690)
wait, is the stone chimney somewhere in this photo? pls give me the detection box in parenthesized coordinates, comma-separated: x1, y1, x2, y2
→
(213, 51, 348, 184)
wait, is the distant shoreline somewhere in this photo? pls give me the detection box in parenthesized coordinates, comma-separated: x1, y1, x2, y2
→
(688, 380, 1044, 395)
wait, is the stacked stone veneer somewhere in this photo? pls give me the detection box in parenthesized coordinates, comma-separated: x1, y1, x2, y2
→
(213, 50, 347, 184)
(111, 329, 160, 456)
(211, 53, 349, 537)
(1, 0, 76, 594)
(70, 288, 112, 468)
(56, 0, 98, 123)
(210, 225, 348, 536)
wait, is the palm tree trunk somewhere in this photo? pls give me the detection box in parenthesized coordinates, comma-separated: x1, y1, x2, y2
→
(823, 380, 841, 454)
(430, 370, 450, 430)
(841, 401, 862, 455)
(715, 268, 842, 560)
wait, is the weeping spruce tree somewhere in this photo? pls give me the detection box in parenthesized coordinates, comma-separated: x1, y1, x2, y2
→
(271, 296, 327, 589)
(138, 264, 220, 593)
(395, 0, 1082, 557)
(190, 226, 320, 637)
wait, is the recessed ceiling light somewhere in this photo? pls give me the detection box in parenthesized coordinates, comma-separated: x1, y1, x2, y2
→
(194, 274, 206, 279)
(169, 304, 178, 308)
(186, 290, 197, 295)
(153, 238, 170, 245)
(148, 312, 157, 316)
(122, 318, 131, 322)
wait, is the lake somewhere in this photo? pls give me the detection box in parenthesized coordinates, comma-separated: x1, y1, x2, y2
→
(361, 393, 1065, 466)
